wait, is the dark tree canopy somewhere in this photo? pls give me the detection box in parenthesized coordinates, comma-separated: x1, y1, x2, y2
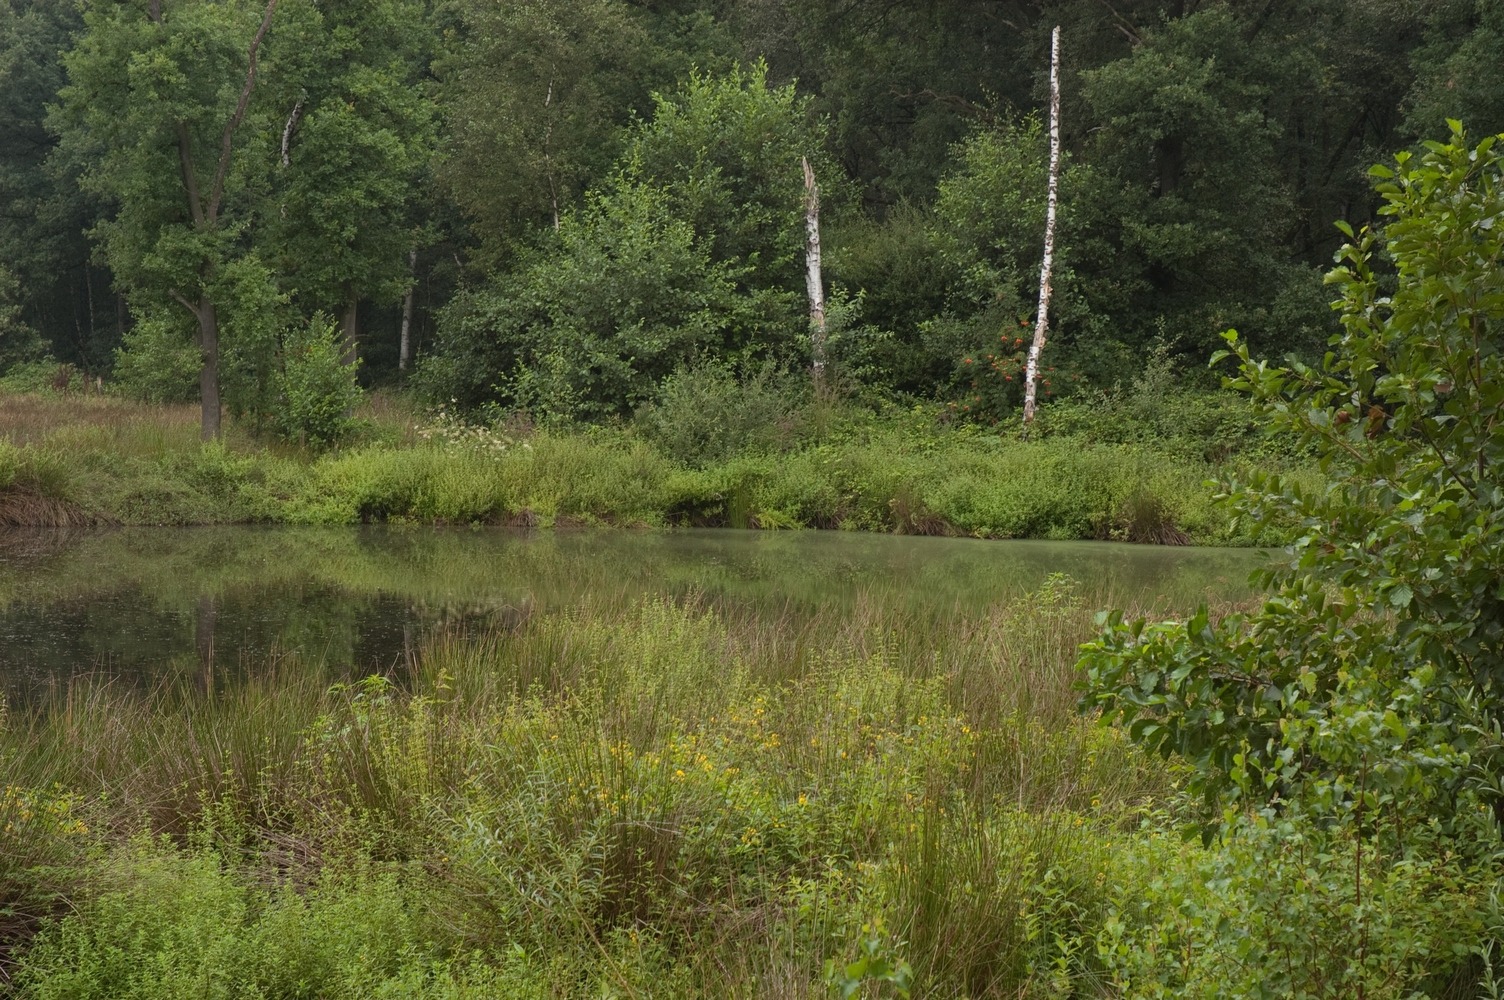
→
(2, 0, 1497, 425)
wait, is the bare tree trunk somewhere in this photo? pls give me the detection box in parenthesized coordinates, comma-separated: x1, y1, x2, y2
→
(341, 282, 359, 367)
(802, 157, 827, 387)
(399, 248, 416, 372)
(1023, 25, 1063, 430)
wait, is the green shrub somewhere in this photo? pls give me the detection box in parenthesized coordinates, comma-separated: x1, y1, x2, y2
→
(635, 359, 805, 467)
(271, 313, 363, 448)
(111, 316, 201, 405)
(1096, 819, 1483, 998)
(13, 840, 449, 1000)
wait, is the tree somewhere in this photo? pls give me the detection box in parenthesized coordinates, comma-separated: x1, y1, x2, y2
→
(423, 63, 841, 419)
(1081, 123, 1504, 843)
(425, 177, 761, 419)
(1073, 5, 1324, 358)
(1021, 25, 1062, 428)
(628, 61, 842, 301)
(53, 0, 283, 439)
(259, 0, 435, 365)
(53, 0, 435, 436)
(0, 261, 46, 368)
(434, 0, 653, 262)
(1, 0, 117, 372)
(1404, 1, 1504, 140)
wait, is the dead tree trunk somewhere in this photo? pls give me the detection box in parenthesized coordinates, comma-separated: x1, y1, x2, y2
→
(802, 157, 827, 387)
(1022, 25, 1063, 430)
(399, 248, 417, 372)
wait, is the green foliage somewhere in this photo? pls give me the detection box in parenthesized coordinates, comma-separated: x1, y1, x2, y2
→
(435, 0, 655, 259)
(12, 839, 447, 1000)
(1074, 5, 1333, 358)
(426, 177, 771, 419)
(1081, 124, 1504, 839)
(0, 262, 47, 370)
(826, 920, 913, 999)
(634, 359, 805, 467)
(1096, 818, 1483, 998)
(824, 205, 954, 394)
(111, 316, 202, 405)
(1404, 2, 1504, 139)
(270, 313, 364, 448)
(259, 0, 436, 322)
(1037, 340, 1275, 463)
(51, 0, 435, 434)
(629, 61, 841, 290)
(932, 118, 1055, 324)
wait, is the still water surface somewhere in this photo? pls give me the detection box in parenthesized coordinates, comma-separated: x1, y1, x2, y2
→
(0, 527, 1269, 695)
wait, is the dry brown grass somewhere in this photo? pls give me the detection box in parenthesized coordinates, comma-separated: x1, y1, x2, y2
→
(0, 392, 203, 455)
(0, 491, 92, 528)
(0, 389, 425, 456)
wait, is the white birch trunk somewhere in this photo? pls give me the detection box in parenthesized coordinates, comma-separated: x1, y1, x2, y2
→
(802, 157, 827, 386)
(399, 248, 416, 372)
(1023, 25, 1063, 429)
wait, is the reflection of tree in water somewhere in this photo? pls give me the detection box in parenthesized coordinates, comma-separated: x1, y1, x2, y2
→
(0, 526, 1266, 697)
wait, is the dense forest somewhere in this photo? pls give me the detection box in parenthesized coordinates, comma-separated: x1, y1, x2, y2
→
(2, 0, 1501, 427)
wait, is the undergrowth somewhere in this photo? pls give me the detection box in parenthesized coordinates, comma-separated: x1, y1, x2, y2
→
(0, 586, 1484, 997)
(0, 390, 1313, 543)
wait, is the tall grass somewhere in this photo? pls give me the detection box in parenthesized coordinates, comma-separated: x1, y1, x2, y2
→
(0, 390, 1305, 542)
(0, 579, 1471, 997)
(0, 581, 1165, 998)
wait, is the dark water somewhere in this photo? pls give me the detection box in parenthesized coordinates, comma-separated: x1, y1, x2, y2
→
(0, 526, 1270, 695)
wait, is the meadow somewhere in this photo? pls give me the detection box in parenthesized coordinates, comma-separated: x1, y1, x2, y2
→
(0, 582, 1481, 998)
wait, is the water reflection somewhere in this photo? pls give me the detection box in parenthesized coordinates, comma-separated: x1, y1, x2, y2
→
(0, 526, 1271, 695)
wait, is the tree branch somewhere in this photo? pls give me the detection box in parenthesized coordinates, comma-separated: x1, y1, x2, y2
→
(281, 96, 304, 168)
(207, 0, 279, 223)
(1095, 0, 1143, 45)
(176, 124, 206, 227)
(168, 288, 202, 320)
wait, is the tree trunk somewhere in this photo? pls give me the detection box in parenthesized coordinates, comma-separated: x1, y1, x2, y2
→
(802, 157, 827, 387)
(399, 248, 416, 372)
(341, 282, 360, 367)
(1022, 26, 1063, 430)
(197, 298, 222, 441)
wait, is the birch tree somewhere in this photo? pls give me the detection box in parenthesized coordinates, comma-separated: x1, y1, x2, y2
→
(802, 156, 827, 385)
(1022, 25, 1061, 429)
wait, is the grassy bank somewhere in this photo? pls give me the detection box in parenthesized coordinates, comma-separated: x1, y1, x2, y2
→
(0, 588, 1480, 998)
(0, 392, 1311, 544)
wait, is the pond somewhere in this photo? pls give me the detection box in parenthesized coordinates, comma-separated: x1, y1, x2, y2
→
(0, 526, 1270, 697)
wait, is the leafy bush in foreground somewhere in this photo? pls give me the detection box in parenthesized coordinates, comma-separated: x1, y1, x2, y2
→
(1082, 123, 1504, 993)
